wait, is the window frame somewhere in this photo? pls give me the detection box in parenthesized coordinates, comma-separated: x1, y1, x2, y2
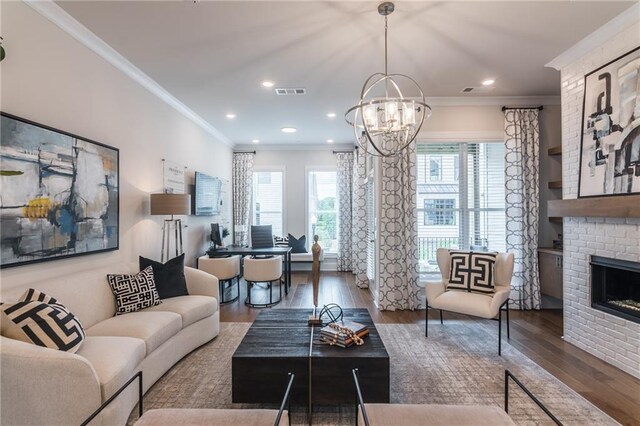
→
(305, 166, 339, 255)
(252, 166, 286, 238)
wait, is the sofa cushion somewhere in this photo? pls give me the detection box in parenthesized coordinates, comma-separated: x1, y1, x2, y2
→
(139, 254, 189, 300)
(86, 311, 181, 355)
(135, 408, 288, 426)
(143, 295, 218, 328)
(76, 336, 145, 400)
(360, 404, 515, 426)
(1, 289, 85, 353)
(107, 266, 162, 315)
(429, 290, 495, 319)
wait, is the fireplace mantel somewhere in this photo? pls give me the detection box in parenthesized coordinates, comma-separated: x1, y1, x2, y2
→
(548, 195, 640, 218)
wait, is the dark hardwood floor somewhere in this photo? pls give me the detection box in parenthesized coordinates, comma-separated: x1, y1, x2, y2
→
(220, 271, 640, 426)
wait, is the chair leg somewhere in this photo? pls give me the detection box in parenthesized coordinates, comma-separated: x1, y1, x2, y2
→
(219, 280, 225, 304)
(247, 281, 251, 305)
(506, 300, 510, 340)
(425, 305, 429, 338)
(499, 307, 502, 356)
(269, 281, 273, 305)
(439, 310, 444, 324)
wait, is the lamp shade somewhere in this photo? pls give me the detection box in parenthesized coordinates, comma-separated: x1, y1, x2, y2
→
(150, 193, 191, 215)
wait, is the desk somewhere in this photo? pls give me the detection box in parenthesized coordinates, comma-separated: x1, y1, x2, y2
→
(202, 246, 292, 295)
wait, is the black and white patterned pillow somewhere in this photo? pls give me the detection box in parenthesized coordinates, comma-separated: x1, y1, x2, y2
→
(447, 251, 497, 294)
(1, 289, 85, 353)
(274, 235, 289, 247)
(107, 266, 161, 315)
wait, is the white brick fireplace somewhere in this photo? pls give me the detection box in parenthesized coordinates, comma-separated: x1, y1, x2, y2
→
(556, 20, 640, 378)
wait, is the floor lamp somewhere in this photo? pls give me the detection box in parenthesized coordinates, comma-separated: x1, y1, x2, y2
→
(150, 193, 191, 262)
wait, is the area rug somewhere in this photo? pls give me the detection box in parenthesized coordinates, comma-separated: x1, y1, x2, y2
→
(133, 321, 617, 425)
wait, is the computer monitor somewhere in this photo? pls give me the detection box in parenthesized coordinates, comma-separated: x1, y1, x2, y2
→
(210, 223, 222, 248)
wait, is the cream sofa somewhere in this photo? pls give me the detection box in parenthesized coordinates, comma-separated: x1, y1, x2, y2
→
(1, 263, 220, 426)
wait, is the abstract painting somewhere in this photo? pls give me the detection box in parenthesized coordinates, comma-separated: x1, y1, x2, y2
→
(1, 113, 119, 268)
(579, 46, 640, 198)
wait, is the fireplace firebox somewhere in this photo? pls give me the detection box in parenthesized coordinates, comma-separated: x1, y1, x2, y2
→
(590, 256, 640, 324)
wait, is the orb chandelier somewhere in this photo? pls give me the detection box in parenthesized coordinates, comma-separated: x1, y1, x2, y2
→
(345, 2, 432, 158)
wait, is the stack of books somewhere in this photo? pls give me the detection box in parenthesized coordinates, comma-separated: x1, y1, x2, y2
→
(319, 321, 369, 348)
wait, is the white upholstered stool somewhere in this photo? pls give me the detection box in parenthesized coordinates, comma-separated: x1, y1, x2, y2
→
(198, 255, 241, 304)
(243, 256, 283, 308)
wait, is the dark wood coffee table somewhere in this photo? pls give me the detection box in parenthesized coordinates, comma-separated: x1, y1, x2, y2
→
(232, 308, 390, 414)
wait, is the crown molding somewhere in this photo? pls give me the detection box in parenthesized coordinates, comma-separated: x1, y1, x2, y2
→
(426, 96, 560, 106)
(235, 143, 355, 152)
(546, 3, 640, 71)
(24, 0, 233, 147)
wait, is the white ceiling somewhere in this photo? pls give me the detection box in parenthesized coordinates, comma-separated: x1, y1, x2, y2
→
(57, 1, 635, 146)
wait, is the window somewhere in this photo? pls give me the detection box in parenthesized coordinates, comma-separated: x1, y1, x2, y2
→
(308, 170, 338, 253)
(424, 199, 456, 225)
(252, 170, 284, 237)
(416, 143, 506, 276)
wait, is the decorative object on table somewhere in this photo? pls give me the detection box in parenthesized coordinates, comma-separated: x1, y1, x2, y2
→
(308, 235, 323, 325)
(578, 46, 640, 198)
(0, 112, 119, 268)
(1, 288, 85, 353)
(139, 253, 188, 299)
(0, 36, 5, 62)
(319, 321, 369, 348)
(250, 224, 274, 248)
(150, 193, 190, 263)
(194, 171, 222, 216)
(107, 266, 161, 315)
(344, 2, 431, 158)
(318, 303, 344, 326)
(162, 159, 185, 194)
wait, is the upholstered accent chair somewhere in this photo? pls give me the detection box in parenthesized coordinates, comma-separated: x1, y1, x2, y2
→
(244, 256, 283, 308)
(425, 248, 514, 355)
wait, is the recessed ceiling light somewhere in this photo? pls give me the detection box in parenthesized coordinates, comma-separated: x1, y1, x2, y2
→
(252, 139, 260, 144)
(326, 112, 337, 118)
(482, 79, 495, 86)
(225, 113, 236, 119)
(261, 81, 275, 88)
(281, 127, 297, 133)
(327, 139, 334, 144)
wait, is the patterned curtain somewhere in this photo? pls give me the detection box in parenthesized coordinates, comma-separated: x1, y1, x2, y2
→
(232, 152, 254, 246)
(378, 143, 421, 311)
(504, 109, 541, 310)
(336, 152, 354, 271)
(352, 149, 369, 288)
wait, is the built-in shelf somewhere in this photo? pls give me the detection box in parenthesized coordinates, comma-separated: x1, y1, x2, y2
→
(548, 195, 640, 218)
(548, 146, 562, 156)
(548, 180, 563, 189)
(549, 217, 563, 224)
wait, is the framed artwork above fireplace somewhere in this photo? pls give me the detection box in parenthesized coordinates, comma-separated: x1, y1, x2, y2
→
(578, 46, 640, 198)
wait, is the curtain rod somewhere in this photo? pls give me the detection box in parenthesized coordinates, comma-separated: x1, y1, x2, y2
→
(233, 151, 256, 154)
(502, 106, 543, 111)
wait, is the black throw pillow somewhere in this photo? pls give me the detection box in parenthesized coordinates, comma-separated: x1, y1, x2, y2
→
(139, 253, 188, 299)
(288, 233, 308, 254)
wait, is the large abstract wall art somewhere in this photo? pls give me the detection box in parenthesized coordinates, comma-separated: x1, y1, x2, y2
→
(0, 113, 119, 268)
(579, 46, 640, 198)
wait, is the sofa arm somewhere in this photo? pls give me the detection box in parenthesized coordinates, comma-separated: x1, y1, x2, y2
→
(185, 266, 220, 300)
(1, 336, 102, 426)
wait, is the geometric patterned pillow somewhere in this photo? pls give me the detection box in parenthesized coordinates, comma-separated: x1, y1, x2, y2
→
(107, 266, 161, 315)
(447, 251, 497, 294)
(0, 289, 85, 353)
(273, 235, 289, 247)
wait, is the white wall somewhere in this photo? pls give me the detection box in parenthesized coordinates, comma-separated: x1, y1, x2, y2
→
(559, 22, 640, 378)
(0, 2, 232, 291)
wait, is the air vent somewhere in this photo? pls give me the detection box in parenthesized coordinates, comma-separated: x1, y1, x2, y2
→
(461, 86, 495, 94)
(275, 88, 306, 96)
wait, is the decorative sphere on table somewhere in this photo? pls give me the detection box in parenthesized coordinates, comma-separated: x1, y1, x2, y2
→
(318, 303, 343, 326)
